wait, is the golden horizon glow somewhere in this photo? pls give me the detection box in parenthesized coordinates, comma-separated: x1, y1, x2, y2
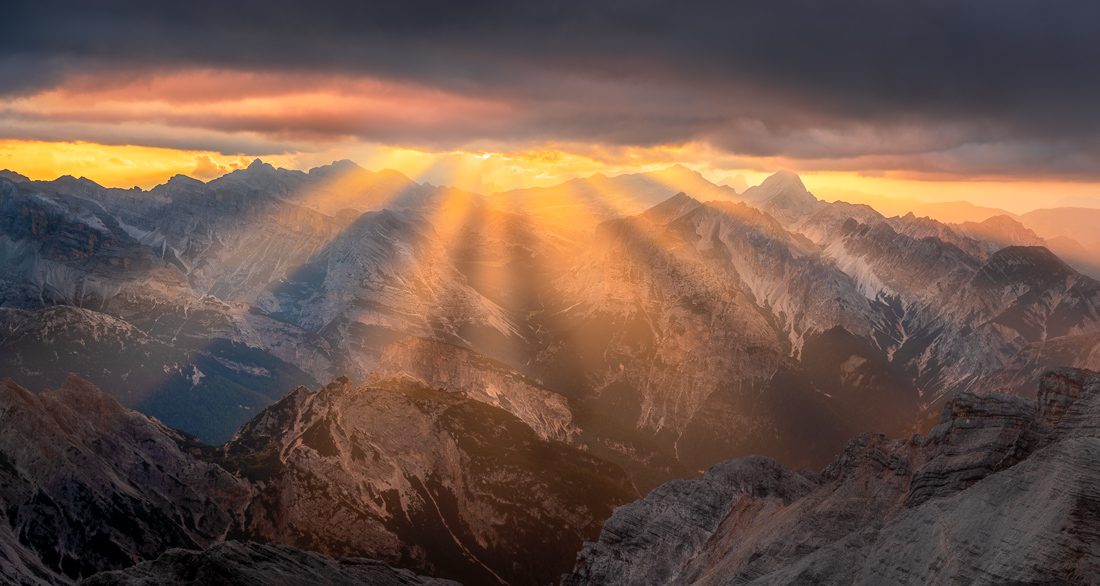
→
(3, 138, 1100, 217)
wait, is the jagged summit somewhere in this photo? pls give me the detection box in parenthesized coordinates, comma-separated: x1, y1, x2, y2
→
(51, 174, 104, 189)
(246, 158, 275, 172)
(739, 169, 820, 224)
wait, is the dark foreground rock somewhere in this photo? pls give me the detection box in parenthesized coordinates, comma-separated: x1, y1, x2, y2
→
(82, 541, 459, 586)
(565, 367, 1100, 585)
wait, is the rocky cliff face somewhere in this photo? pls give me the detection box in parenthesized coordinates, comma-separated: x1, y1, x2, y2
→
(368, 336, 578, 442)
(0, 374, 637, 586)
(0, 377, 251, 583)
(83, 541, 460, 586)
(566, 367, 1100, 585)
(543, 191, 918, 477)
(220, 377, 637, 585)
(258, 208, 524, 381)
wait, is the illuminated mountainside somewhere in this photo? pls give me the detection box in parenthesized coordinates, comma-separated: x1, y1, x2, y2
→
(3, 162, 1100, 584)
(4, 163, 1100, 478)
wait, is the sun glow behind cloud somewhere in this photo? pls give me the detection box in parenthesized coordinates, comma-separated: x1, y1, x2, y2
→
(0, 139, 297, 186)
(0, 67, 1098, 211)
(3, 137, 1098, 215)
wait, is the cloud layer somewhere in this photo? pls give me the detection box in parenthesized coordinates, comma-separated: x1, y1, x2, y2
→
(4, 0, 1100, 178)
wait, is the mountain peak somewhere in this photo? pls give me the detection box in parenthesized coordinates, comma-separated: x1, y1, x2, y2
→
(165, 173, 204, 187)
(644, 191, 703, 224)
(0, 169, 29, 183)
(762, 169, 806, 190)
(741, 169, 818, 221)
(308, 159, 364, 177)
(246, 158, 275, 172)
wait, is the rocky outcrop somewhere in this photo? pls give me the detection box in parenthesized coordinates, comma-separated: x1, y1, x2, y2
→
(0, 377, 251, 583)
(368, 336, 578, 442)
(222, 377, 637, 586)
(564, 457, 814, 586)
(545, 188, 919, 477)
(565, 368, 1100, 585)
(0, 374, 640, 585)
(83, 541, 459, 586)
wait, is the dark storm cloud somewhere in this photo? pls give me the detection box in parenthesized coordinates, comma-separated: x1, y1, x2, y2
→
(4, 0, 1100, 177)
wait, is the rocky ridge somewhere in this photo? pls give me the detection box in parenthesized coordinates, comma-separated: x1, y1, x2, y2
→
(565, 367, 1100, 585)
(222, 376, 636, 585)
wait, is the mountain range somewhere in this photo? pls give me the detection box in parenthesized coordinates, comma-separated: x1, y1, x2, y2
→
(2, 161, 1100, 583)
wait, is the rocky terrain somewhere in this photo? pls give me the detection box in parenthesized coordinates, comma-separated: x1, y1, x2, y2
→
(5, 161, 1100, 487)
(566, 367, 1100, 585)
(221, 376, 636, 585)
(367, 336, 578, 442)
(0, 374, 634, 585)
(83, 542, 459, 586)
(5, 153, 1100, 584)
(0, 376, 250, 583)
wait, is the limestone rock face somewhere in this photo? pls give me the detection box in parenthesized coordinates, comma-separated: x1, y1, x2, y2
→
(222, 377, 637, 586)
(82, 541, 460, 586)
(565, 368, 1100, 585)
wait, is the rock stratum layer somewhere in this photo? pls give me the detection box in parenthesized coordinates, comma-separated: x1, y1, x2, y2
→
(566, 367, 1100, 585)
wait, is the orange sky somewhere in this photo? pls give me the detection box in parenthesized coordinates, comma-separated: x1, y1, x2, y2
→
(2, 68, 1100, 214)
(4, 138, 1100, 215)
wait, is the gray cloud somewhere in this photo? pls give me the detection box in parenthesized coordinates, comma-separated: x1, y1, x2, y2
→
(4, 0, 1100, 178)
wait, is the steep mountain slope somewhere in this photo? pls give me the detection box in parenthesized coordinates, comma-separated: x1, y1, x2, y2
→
(0, 374, 638, 586)
(257, 208, 525, 380)
(539, 192, 918, 476)
(220, 377, 637, 586)
(365, 336, 687, 490)
(367, 336, 578, 442)
(738, 170, 822, 224)
(0, 163, 504, 443)
(740, 172, 1100, 403)
(0, 173, 332, 442)
(6, 161, 1100, 501)
(828, 218, 1100, 398)
(0, 377, 251, 583)
(0, 304, 319, 443)
(566, 368, 1100, 585)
